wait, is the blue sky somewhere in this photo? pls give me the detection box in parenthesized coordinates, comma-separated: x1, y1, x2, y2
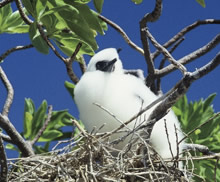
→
(0, 0, 220, 158)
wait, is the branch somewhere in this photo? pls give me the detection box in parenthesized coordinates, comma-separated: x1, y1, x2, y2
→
(0, 44, 33, 62)
(98, 14, 144, 55)
(157, 33, 220, 77)
(0, 132, 13, 144)
(0, 135, 8, 182)
(15, 0, 33, 25)
(184, 143, 214, 155)
(152, 19, 220, 60)
(145, 29, 187, 75)
(0, 115, 34, 157)
(30, 105, 53, 146)
(0, 0, 13, 8)
(139, 0, 162, 91)
(0, 66, 14, 116)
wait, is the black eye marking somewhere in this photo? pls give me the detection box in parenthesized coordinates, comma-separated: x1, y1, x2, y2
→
(96, 61, 108, 71)
(95, 59, 117, 72)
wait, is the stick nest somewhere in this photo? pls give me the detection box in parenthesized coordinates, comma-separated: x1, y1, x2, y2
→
(8, 129, 190, 182)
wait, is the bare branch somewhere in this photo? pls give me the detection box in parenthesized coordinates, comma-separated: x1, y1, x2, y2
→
(0, 114, 34, 156)
(0, 135, 8, 182)
(184, 144, 214, 155)
(156, 38, 185, 92)
(78, 56, 87, 74)
(152, 19, 220, 60)
(15, 0, 33, 25)
(0, 66, 14, 116)
(0, 44, 33, 62)
(0, 132, 13, 144)
(67, 43, 82, 63)
(139, 0, 162, 91)
(31, 105, 53, 146)
(98, 14, 144, 55)
(157, 34, 220, 77)
(145, 29, 187, 75)
(0, 0, 13, 8)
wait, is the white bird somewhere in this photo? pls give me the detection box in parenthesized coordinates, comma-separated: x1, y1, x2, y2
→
(74, 48, 184, 159)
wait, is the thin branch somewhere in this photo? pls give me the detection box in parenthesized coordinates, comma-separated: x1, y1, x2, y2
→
(156, 37, 185, 92)
(0, 44, 33, 62)
(0, 0, 13, 8)
(0, 132, 13, 144)
(0, 66, 14, 116)
(139, 0, 162, 91)
(0, 135, 8, 182)
(184, 144, 214, 155)
(15, 0, 33, 25)
(31, 105, 53, 146)
(78, 56, 87, 74)
(152, 19, 220, 60)
(145, 29, 187, 75)
(98, 14, 144, 55)
(157, 33, 220, 77)
(0, 114, 34, 156)
(214, 158, 219, 182)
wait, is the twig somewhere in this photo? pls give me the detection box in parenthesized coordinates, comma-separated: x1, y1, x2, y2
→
(31, 105, 53, 146)
(156, 38, 185, 92)
(65, 43, 82, 83)
(15, 0, 33, 25)
(139, 0, 162, 91)
(164, 120, 174, 159)
(98, 14, 144, 55)
(214, 158, 219, 182)
(145, 29, 187, 75)
(152, 19, 220, 60)
(0, 132, 13, 144)
(0, 44, 33, 62)
(179, 112, 220, 144)
(0, 66, 14, 116)
(0, 0, 13, 8)
(78, 56, 87, 74)
(0, 135, 8, 182)
(184, 144, 214, 155)
(157, 33, 220, 77)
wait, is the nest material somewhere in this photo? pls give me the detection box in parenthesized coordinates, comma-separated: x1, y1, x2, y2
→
(8, 128, 191, 182)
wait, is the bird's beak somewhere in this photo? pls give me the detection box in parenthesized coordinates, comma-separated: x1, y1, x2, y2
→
(103, 58, 117, 72)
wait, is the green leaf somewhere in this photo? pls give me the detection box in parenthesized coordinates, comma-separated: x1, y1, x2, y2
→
(6, 144, 19, 151)
(22, 0, 36, 17)
(31, 100, 48, 139)
(23, 112, 33, 139)
(36, 0, 48, 19)
(93, 0, 104, 13)
(64, 81, 75, 99)
(39, 130, 63, 141)
(24, 98, 35, 115)
(131, 0, 143, 5)
(203, 93, 216, 111)
(29, 21, 49, 54)
(196, 0, 206, 8)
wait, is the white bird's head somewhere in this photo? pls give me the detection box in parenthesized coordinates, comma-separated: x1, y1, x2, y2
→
(87, 48, 123, 73)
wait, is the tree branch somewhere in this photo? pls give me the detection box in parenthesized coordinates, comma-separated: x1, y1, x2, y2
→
(98, 14, 144, 55)
(0, 114, 34, 157)
(0, 135, 8, 182)
(0, 0, 13, 8)
(152, 19, 220, 60)
(156, 33, 220, 77)
(0, 66, 14, 116)
(0, 44, 33, 62)
(0, 132, 13, 144)
(139, 0, 162, 92)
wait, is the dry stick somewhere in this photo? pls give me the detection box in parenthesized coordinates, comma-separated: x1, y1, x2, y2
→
(0, 132, 13, 144)
(0, 44, 33, 62)
(0, 66, 14, 116)
(0, 135, 8, 182)
(157, 33, 220, 77)
(98, 14, 144, 56)
(179, 112, 220, 144)
(156, 37, 185, 92)
(31, 105, 53, 146)
(145, 29, 187, 75)
(214, 158, 219, 182)
(0, 66, 34, 157)
(152, 19, 220, 60)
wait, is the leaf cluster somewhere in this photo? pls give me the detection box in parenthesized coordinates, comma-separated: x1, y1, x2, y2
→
(173, 94, 220, 182)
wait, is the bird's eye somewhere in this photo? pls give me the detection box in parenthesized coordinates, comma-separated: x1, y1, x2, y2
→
(96, 61, 108, 71)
